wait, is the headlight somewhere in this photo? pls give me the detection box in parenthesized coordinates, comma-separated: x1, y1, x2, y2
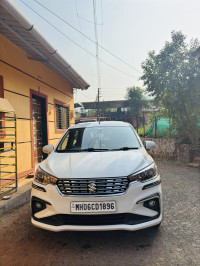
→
(34, 167, 58, 185)
(128, 164, 158, 183)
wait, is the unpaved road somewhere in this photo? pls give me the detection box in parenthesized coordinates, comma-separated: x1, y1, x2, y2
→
(0, 159, 199, 266)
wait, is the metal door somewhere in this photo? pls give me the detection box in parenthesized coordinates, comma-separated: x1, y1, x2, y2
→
(32, 95, 47, 165)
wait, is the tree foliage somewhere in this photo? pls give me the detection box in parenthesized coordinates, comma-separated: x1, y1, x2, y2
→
(126, 86, 148, 129)
(141, 31, 200, 145)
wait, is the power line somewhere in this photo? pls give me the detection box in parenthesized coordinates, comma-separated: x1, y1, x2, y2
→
(101, 0, 104, 27)
(100, 91, 126, 93)
(77, 90, 95, 100)
(30, 0, 141, 74)
(18, 0, 139, 79)
(101, 94, 126, 97)
(99, 0, 104, 62)
(77, 15, 103, 25)
(98, 0, 104, 87)
(100, 88, 127, 91)
(93, 0, 101, 88)
(74, 0, 94, 84)
(93, 0, 101, 117)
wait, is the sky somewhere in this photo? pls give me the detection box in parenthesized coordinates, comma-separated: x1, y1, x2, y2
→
(11, 0, 200, 103)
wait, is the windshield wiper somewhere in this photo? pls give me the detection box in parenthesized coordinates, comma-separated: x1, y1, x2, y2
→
(56, 149, 81, 153)
(81, 148, 109, 152)
(112, 147, 139, 151)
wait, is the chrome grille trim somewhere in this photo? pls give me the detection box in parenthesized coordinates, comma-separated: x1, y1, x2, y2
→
(57, 177, 129, 196)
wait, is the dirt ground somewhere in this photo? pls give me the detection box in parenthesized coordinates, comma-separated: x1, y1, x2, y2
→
(0, 159, 199, 266)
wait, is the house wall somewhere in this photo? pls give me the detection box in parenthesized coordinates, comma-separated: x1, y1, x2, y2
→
(0, 35, 75, 178)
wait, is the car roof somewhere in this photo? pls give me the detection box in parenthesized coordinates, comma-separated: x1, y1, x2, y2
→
(71, 121, 131, 129)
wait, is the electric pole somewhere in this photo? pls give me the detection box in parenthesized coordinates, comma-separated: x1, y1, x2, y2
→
(97, 88, 100, 118)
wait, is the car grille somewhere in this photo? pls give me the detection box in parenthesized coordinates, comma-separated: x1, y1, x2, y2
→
(57, 177, 129, 196)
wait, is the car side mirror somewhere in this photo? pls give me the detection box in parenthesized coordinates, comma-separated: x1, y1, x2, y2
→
(43, 144, 54, 154)
(145, 141, 155, 151)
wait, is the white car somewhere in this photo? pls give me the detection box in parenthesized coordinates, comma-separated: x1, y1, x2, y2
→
(31, 121, 162, 232)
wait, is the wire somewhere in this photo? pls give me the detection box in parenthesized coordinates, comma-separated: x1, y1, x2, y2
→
(99, 0, 104, 62)
(101, 91, 126, 93)
(77, 15, 103, 25)
(101, 88, 127, 91)
(93, 0, 101, 89)
(30, 0, 141, 73)
(74, 0, 94, 84)
(77, 90, 95, 100)
(18, 0, 139, 79)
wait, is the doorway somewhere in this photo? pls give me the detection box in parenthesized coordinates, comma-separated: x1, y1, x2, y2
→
(32, 94, 48, 165)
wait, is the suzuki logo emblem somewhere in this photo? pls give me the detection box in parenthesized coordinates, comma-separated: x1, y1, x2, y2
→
(88, 182, 96, 193)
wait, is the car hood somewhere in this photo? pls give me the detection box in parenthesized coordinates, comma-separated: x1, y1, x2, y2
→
(40, 149, 154, 179)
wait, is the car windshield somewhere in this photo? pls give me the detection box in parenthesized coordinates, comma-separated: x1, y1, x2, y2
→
(56, 126, 140, 152)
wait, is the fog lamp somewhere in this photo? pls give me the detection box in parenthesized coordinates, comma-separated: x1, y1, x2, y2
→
(35, 202, 43, 210)
(148, 200, 156, 207)
(31, 197, 50, 216)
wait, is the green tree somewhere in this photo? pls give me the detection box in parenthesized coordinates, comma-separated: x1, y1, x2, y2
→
(126, 86, 148, 131)
(141, 31, 200, 145)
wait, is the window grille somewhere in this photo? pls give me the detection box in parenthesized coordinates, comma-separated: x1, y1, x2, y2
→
(0, 113, 2, 132)
(0, 112, 5, 136)
(56, 104, 69, 130)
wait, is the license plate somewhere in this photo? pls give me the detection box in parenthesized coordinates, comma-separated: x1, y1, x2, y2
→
(70, 201, 116, 213)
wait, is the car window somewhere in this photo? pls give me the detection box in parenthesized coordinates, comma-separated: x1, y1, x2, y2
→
(58, 128, 85, 151)
(56, 126, 140, 152)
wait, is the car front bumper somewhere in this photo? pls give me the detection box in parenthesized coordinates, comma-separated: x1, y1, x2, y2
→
(31, 176, 162, 232)
(31, 216, 162, 232)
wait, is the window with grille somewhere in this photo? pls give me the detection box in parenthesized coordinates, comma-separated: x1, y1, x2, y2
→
(0, 112, 5, 136)
(0, 76, 5, 138)
(0, 113, 4, 150)
(56, 104, 69, 130)
(0, 112, 2, 131)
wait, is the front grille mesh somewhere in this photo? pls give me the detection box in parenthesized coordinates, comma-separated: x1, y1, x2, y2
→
(57, 177, 129, 195)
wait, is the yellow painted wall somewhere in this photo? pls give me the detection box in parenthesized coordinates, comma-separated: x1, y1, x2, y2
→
(0, 34, 75, 177)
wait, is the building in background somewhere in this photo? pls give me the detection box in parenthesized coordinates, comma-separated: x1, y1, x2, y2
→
(0, 0, 89, 180)
(75, 100, 153, 129)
